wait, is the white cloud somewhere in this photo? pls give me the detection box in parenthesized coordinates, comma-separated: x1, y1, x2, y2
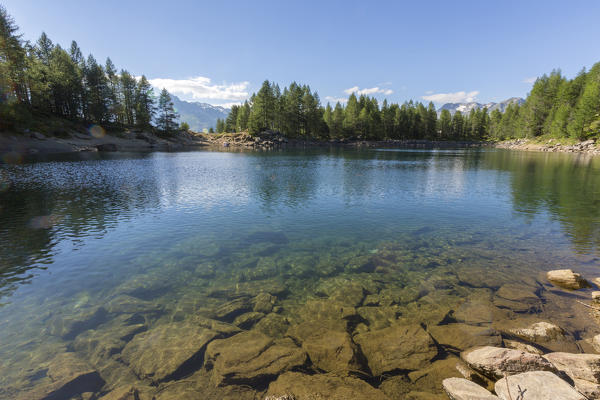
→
(148, 76, 250, 102)
(344, 86, 393, 96)
(325, 96, 348, 104)
(523, 77, 537, 84)
(422, 90, 479, 103)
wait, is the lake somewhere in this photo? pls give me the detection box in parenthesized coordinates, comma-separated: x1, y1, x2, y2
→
(1, 147, 600, 399)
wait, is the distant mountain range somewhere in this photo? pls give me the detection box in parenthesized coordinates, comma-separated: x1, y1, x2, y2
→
(438, 97, 525, 115)
(170, 94, 230, 132)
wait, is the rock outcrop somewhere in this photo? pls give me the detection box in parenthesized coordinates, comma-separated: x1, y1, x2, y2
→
(461, 346, 556, 380)
(495, 371, 586, 400)
(547, 269, 590, 290)
(442, 377, 499, 400)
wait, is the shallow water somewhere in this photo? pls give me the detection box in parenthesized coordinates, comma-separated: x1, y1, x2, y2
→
(1, 147, 600, 398)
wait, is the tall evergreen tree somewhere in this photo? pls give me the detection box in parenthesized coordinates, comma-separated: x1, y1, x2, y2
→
(156, 88, 178, 132)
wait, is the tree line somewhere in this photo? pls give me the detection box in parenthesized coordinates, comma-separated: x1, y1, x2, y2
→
(217, 64, 600, 141)
(0, 6, 181, 133)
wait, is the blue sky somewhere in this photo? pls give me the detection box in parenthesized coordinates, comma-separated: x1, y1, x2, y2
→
(4, 0, 600, 107)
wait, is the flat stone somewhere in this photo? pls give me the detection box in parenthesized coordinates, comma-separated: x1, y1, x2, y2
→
(461, 346, 557, 380)
(593, 291, 600, 302)
(214, 297, 252, 322)
(252, 292, 276, 313)
(544, 352, 600, 383)
(428, 324, 502, 351)
(48, 306, 108, 339)
(354, 323, 437, 375)
(493, 283, 542, 313)
(495, 371, 585, 400)
(19, 353, 105, 400)
(509, 321, 565, 342)
(503, 340, 543, 355)
(442, 377, 499, 400)
(233, 312, 264, 329)
(252, 313, 289, 338)
(573, 378, 600, 399)
(265, 371, 389, 400)
(547, 269, 590, 290)
(357, 306, 401, 330)
(286, 321, 362, 373)
(295, 299, 358, 331)
(121, 321, 221, 382)
(205, 331, 307, 386)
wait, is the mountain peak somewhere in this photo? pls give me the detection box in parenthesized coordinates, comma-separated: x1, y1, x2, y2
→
(438, 97, 524, 115)
(169, 94, 231, 132)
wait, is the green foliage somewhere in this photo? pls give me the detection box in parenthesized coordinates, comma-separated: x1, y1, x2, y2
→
(179, 121, 190, 131)
(157, 88, 179, 133)
(0, 6, 160, 132)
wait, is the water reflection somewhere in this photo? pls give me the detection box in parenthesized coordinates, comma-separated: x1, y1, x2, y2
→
(1, 149, 600, 303)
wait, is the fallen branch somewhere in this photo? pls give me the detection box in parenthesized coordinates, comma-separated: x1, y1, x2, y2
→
(576, 300, 600, 311)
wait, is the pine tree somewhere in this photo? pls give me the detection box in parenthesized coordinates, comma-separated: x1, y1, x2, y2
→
(157, 88, 178, 133)
(438, 109, 452, 139)
(134, 75, 154, 128)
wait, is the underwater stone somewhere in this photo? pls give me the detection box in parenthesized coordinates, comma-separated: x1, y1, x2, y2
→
(233, 312, 264, 329)
(493, 283, 542, 313)
(205, 331, 307, 386)
(509, 321, 565, 342)
(428, 324, 502, 351)
(252, 292, 276, 314)
(266, 371, 389, 400)
(121, 321, 220, 382)
(214, 297, 252, 322)
(252, 313, 289, 338)
(49, 306, 108, 340)
(20, 352, 105, 400)
(354, 323, 437, 375)
(286, 321, 362, 374)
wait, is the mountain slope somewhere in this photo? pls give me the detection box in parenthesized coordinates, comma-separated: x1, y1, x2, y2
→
(170, 95, 230, 132)
(439, 97, 524, 115)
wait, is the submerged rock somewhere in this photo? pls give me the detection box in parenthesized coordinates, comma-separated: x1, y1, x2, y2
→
(428, 324, 502, 351)
(509, 321, 565, 342)
(547, 269, 590, 290)
(121, 321, 223, 382)
(20, 352, 105, 400)
(252, 292, 276, 314)
(493, 283, 542, 313)
(442, 377, 499, 400)
(233, 311, 264, 329)
(354, 323, 437, 375)
(265, 371, 389, 400)
(495, 371, 585, 400)
(214, 297, 252, 322)
(253, 312, 289, 338)
(48, 306, 108, 339)
(461, 346, 556, 380)
(286, 321, 362, 373)
(204, 331, 307, 386)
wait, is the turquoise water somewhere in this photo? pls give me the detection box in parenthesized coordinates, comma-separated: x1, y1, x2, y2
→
(1, 147, 600, 398)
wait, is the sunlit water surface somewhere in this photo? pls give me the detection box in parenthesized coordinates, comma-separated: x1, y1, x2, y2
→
(1, 148, 600, 398)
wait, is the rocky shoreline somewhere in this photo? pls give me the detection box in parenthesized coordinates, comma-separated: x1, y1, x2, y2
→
(3, 129, 599, 158)
(496, 138, 600, 155)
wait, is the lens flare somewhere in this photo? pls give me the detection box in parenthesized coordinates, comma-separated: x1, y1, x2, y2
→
(89, 124, 106, 138)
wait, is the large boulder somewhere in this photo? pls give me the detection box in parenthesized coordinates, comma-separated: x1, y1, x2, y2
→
(547, 269, 590, 290)
(543, 352, 600, 383)
(442, 378, 499, 400)
(204, 331, 307, 386)
(265, 371, 389, 400)
(286, 321, 362, 373)
(354, 323, 437, 375)
(121, 321, 222, 382)
(428, 324, 502, 351)
(495, 371, 586, 400)
(461, 346, 557, 380)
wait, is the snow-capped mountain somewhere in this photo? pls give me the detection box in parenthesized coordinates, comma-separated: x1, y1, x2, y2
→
(169, 94, 231, 132)
(438, 97, 524, 115)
